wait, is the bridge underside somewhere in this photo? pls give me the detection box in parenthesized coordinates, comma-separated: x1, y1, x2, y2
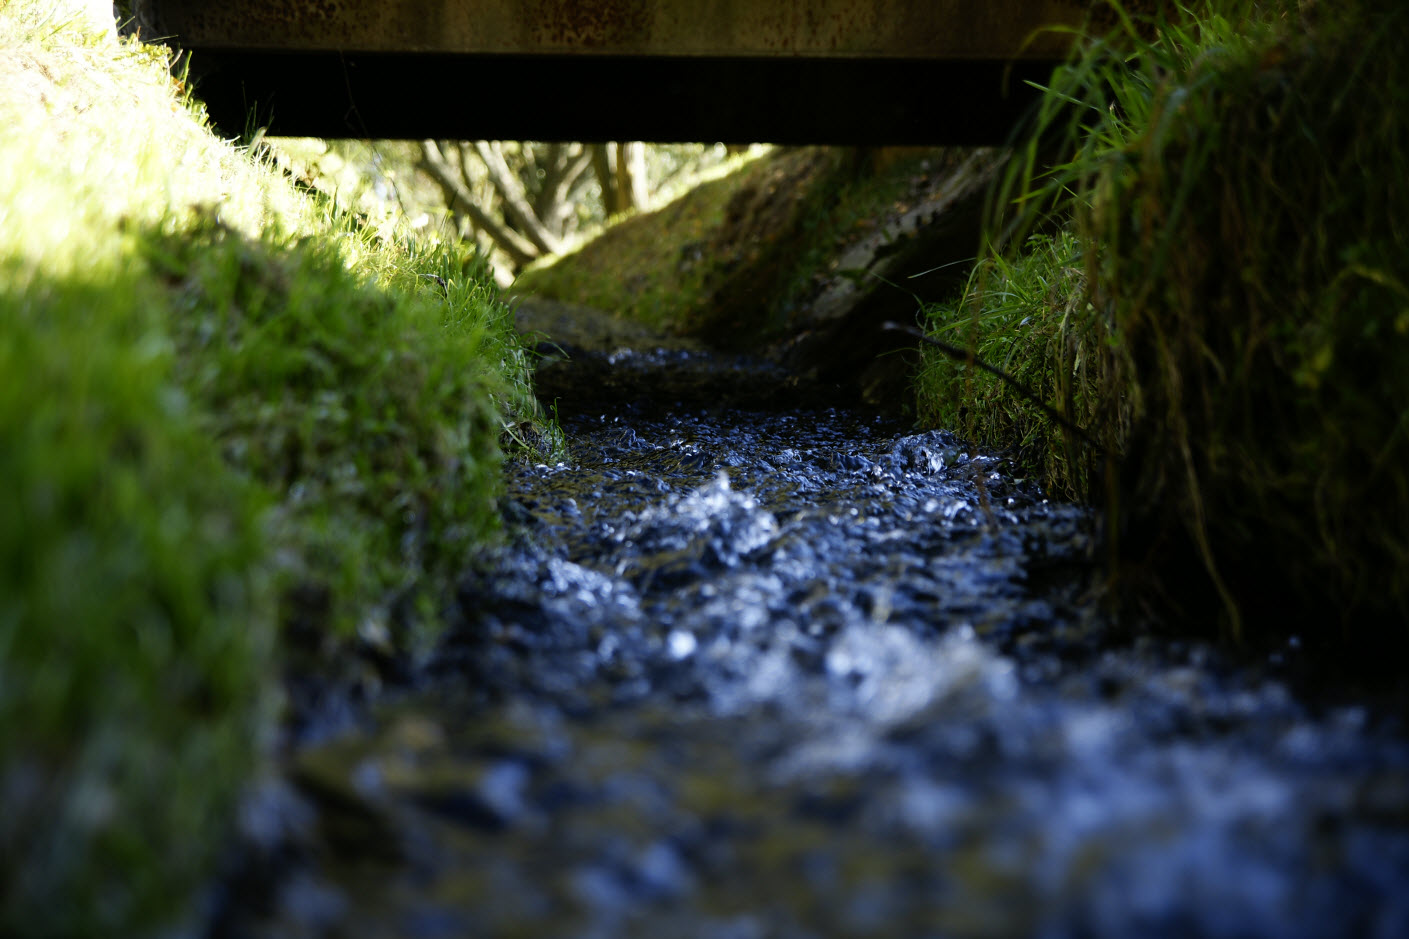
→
(183, 53, 1063, 144)
(132, 0, 1088, 143)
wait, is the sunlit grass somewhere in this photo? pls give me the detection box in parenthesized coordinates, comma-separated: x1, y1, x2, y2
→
(0, 3, 538, 933)
(142, 216, 519, 641)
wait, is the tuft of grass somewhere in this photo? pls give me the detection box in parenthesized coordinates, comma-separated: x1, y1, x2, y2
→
(142, 215, 519, 649)
(0, 3, 538, 933)
(919, 0, 1409, 651)
(916, 228, 1120, 499)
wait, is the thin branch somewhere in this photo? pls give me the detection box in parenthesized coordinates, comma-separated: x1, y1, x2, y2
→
(419, 140, 538, 268)
(541, 145, 595, 237)
(882, 321, 1102, 452)
(472, 141, 563, 256)
(553, 145, 596, 206)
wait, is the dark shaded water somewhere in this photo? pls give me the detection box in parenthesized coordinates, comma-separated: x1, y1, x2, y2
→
(218, 351, 1409, 939)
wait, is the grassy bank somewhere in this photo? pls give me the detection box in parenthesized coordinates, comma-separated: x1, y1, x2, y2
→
(916, 0, 1409, 652)
(0, 5, 534, 934)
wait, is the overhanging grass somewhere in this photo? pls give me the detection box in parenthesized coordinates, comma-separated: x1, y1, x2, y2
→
(918, 0, 1409, 651)
(0, 4, 535, 933)
(1087, 0, 1409, 645)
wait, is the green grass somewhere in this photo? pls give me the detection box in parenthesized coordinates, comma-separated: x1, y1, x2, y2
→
(0, 4, 537, 933)
(0, 255, 275, 939)
(917, 0, 1409, 651)
(143, 215, 520, 648)
(916, 228, 1116, 499)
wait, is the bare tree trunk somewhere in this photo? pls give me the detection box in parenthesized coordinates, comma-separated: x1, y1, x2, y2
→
(593, 142, 648, 216)
(533, 143, 567, 226)
(418, 140, 538, 269)
(421, 139, 659, 273)
(591, 144, 621, 215)
(615, 142, 649, 213)
(470, 141, 564, 256)
(535, 144, 595, 240)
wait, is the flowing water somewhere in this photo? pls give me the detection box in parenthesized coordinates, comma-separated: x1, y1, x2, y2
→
(216, 350, 1409, 939)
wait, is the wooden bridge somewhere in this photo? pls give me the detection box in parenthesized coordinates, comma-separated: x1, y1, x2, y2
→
(131, 0, 1091, 143)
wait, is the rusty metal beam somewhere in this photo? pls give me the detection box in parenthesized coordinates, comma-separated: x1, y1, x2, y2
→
(179, 52, 1062, 144)
(133, 0, 1089, 142)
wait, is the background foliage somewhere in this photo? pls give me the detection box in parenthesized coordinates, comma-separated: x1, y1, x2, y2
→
(272, 138, 736, 284)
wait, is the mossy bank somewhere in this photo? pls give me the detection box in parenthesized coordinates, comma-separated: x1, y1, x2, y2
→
(0, 4, 536, 934)
(916, 0, 1409, 662)
(513, 146, 951, 351)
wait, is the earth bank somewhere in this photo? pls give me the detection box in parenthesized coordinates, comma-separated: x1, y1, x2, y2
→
(913, 0, 1409, 664)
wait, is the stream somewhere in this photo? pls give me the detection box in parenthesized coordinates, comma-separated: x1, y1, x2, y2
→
(214, 349, 1409, 939)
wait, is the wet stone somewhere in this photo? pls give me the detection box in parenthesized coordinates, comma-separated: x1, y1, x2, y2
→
(218, 350, 1409, 939)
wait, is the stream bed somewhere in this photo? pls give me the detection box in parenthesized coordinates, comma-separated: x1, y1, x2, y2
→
(217, 350, 1409, 939)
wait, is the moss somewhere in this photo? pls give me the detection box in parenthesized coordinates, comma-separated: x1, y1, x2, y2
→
(512, 148, 775, 332)
(513, 146, 945, 348)
(144, 218, 516, 645)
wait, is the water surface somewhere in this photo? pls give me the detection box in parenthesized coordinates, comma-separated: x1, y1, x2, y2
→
(219, 350, 1409, 939)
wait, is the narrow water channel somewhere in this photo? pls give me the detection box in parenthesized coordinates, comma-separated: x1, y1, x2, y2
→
(217, 350, 1409, 939)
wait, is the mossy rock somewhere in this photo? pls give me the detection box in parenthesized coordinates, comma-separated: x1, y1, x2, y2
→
(516, 145, 993, 407)
(513, 147, 851, 345)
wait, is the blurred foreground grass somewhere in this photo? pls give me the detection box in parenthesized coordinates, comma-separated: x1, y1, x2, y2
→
(0, 3, 537, 933)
